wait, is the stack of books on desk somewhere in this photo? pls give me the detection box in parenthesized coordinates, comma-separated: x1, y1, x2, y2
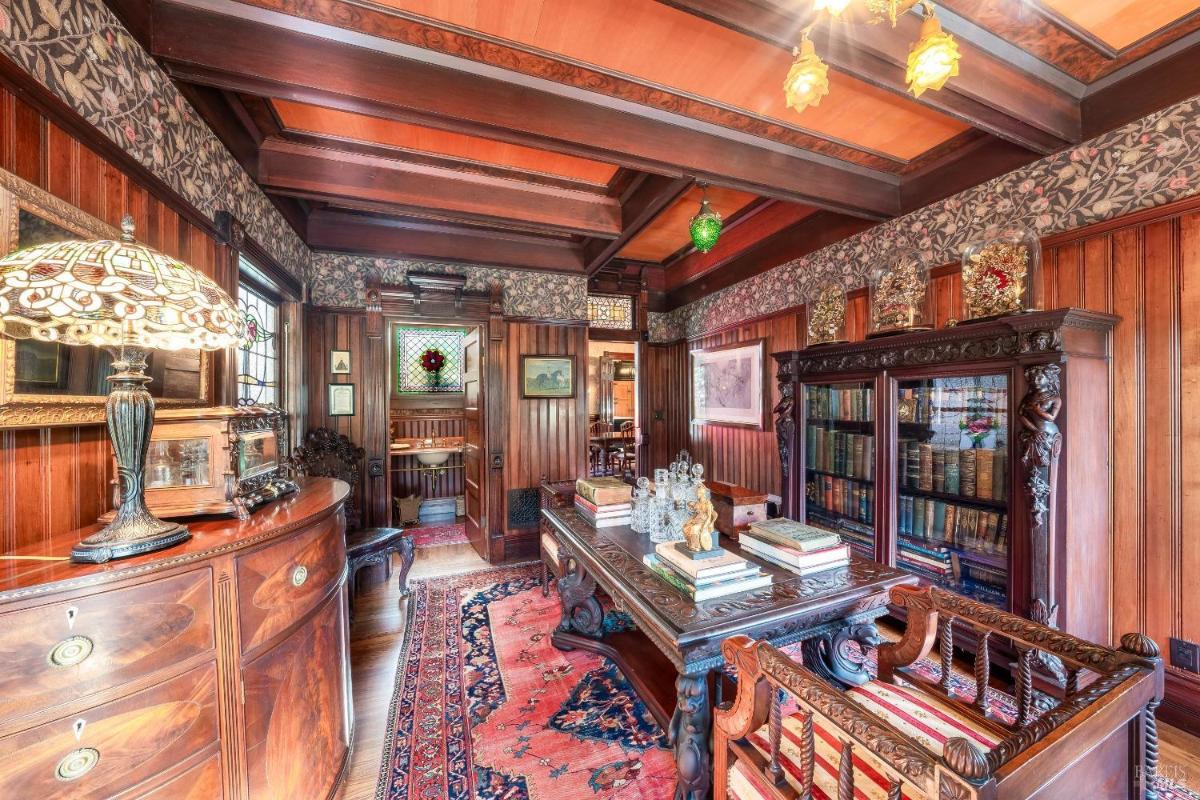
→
(643, 542, 771, 601)
(739, 518, 851, 576)
(575, 477, 633, 528)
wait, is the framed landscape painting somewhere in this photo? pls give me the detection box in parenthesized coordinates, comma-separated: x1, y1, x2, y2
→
(522, 355, 575, 398)
(690, 339, 765, 429)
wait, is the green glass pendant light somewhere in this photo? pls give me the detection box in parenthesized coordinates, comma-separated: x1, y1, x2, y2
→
(688, 183, 723, 253)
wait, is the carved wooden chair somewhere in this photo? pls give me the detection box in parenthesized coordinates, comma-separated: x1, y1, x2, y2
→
(714, 584, 1163, 800)
(290, 427, 414, 617)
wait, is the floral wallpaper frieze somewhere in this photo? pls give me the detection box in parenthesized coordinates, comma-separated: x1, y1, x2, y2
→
(310, 253, 589, 320)
(649, 94, 1200, 342)
(0, 0, 310, 279)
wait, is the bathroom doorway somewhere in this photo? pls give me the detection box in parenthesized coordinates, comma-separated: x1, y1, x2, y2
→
(586, 338, 639, 477)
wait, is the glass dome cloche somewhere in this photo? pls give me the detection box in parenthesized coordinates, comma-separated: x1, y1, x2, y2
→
(959, 224, 1042, 322)
(806, 282, 848, 346)
(868, 247, 931, 337)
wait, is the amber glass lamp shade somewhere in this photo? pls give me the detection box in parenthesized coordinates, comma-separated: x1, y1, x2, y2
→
(868, 248, 931, 336)
(807, 282, 848, 346)
(960, 224, 1042, 322)
(0, 215, 244, 563)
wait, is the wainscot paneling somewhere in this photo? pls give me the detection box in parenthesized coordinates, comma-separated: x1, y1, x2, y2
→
(0, 85, 239, 553)
(389, 412, 466, 506)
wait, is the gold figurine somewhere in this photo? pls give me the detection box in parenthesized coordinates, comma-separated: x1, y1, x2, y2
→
(682, 484, 719, 553)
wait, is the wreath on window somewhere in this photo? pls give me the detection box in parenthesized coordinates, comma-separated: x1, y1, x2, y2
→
(420, 348, 446, 374)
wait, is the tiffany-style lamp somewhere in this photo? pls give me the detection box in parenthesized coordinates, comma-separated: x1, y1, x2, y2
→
(0, 216, 244, 563)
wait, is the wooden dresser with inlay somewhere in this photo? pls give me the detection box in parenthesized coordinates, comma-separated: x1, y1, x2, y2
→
(0, 477, 353, 800)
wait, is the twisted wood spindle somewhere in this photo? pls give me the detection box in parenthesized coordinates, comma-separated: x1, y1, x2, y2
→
(838, 739, 855, 800)
(1144, 696, 1161, 800)
(1065, 667, 1080, 699)
(800, 711, 815, 800)
(1016, 646, 1035, 727)
(973, 630, 991, 713)
(768, 687, 785, 786)
(938, 615, 955, 694)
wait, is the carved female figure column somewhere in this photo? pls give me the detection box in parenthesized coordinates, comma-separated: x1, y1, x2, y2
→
(1018, 364, 1062, 632)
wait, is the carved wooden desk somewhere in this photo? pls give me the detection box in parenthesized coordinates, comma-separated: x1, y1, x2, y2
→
(540, 506, 916, 800)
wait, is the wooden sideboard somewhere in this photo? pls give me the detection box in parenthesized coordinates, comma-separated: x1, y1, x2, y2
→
(0, 477, 353, 800)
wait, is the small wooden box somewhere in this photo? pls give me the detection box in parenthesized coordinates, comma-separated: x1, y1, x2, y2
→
(707, 480, 768, 540)
(103, 406, 297, 521)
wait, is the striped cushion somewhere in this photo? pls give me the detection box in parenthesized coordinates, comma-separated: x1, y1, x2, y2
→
(735, 680, 1001, 800)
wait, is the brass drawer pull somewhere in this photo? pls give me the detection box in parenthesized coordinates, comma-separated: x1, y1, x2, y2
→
(291, 565, 308, 587)
(47, 635, 94, 668)
(55, 747, 100, 781)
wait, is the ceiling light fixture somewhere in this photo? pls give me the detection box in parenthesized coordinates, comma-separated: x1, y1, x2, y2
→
(814, 0, 853, 17)
(783, 29, 831, 114)
(688, 184, 723, 254)
(906, 2, 961, 97)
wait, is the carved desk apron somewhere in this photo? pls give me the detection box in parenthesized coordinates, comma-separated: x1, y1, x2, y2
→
(541, 506, 916, 800)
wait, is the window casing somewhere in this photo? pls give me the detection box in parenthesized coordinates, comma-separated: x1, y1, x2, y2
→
(587, 293, 635, 330)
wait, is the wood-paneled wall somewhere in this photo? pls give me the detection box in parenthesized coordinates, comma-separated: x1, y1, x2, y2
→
(647, 195, 1200, 730)
(501, 321, 589, 555)
(0, 85, 236, 552)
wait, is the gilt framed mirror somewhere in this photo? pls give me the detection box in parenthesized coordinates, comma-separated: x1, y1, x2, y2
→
(0, 167, 211, 428)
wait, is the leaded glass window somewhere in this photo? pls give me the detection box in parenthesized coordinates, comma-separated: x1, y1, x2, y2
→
(237, 274, 279, 406)
(587, 293, 634, 330)
(395, 327, 465, 393)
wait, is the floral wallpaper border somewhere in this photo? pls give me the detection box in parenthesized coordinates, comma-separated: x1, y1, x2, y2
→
(310, 253, 589, 320)
(649, 93, 1200, 342)
(0, 0, 311, 279)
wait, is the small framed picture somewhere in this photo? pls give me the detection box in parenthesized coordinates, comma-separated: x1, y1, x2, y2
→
(521, 355, 575, 398)
(690, 339, 766, 429)
(328, 383, 355, 416)
(330, 349, 351, 374)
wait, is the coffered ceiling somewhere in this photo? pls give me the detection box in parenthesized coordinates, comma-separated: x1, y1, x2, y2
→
(108, 0, 1200, 308)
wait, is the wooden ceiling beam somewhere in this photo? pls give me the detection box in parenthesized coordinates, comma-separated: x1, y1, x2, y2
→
(1081, 39, 1200, 139)
(664, 211, 876, 310)
(257, 139, 622, 238)
(899, 134, 1040, 212)
(582, 174, 694, 276)
(658, 0, 1080, 154)
(307, 210, 587, 273)
(146, 0, 901, 220)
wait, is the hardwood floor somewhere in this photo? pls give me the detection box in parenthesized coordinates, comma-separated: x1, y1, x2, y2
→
(336, 546, 1200, 799)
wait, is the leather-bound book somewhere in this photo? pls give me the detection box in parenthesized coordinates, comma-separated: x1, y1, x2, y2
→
(960, 448, 977, 497)
(933, 448, 946, 493)
(944, 449, 960, 495)
(976, 448, 995, 500)
(992, 451, 1006, 500)
(943, 504, 957, 545)
(918, 443, 934, 491)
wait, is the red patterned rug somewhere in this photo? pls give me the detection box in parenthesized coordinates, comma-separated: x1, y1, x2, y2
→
(376, 563, 1199, 800)
(376, 563, 675, 800)
(407, 522, 469, 549)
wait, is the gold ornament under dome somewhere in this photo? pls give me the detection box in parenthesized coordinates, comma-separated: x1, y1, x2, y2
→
(906, 3, 961, 97)
(0, 216, 244, 351)
(807, 284, 847, 345)
(865, 0, 920, 26)
(784, 33, 830, 113)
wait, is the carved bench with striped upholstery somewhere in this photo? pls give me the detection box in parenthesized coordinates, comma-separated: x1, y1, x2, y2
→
(714, 584, 1164, 800)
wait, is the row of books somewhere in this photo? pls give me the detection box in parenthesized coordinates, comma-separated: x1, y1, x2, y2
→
(805, 427, 875, 480)
(806, 385, 873, 422)
(739, 518, 850, 576)
(900, 442, 1007, 501)
(806, 476, 874, 525)
(575, 477, 632, 528)
(895, 538, 1008, 608)
(642, 542, 770, 602)
(899, 494, 1008, 555)
(897, 386, 1006, 425)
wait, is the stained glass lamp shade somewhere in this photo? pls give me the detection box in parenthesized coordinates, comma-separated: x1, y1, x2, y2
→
(0, 215, 244, 563)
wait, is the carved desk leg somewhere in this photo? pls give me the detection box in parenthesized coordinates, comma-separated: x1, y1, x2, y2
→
(396, 535, 415, 599)
(668, 670, 711, 800)
(801, 622, 881, 688)
(553, 557, 604, 648)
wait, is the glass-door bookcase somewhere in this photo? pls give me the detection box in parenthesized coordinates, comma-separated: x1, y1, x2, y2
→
(893, 374, 1010, 608)
(800, 380, 878, 559)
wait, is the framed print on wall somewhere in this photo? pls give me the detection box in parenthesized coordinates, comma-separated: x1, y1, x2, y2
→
(521, 355, 576, 398)
(690, 339, 766, 429)
(328, 383, 355, 416)
(330, 349, 351, 374)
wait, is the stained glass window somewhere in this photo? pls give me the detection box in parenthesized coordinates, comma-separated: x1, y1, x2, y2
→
(237, 270, 280, 406)
(587, 294, 634, 330)
(396, 327, 465, 393)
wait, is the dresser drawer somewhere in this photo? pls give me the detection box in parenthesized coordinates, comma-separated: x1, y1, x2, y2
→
(236, 512, 345, 655)
(0, 569, 214, 727)
(132, 750, 222, 800)
(0, 661, 220, 799)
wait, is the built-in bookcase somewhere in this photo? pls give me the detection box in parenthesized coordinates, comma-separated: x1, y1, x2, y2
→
(775, 309, 1117, 643)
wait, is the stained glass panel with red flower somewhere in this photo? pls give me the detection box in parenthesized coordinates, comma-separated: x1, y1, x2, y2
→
(396, 327, 465, 393)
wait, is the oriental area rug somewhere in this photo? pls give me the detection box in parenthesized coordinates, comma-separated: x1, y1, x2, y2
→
(407, 521, 470, 549)
(376, 563, 1200, 800)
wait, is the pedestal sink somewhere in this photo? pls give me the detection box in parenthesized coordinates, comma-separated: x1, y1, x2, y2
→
(416, 450, 452, 467)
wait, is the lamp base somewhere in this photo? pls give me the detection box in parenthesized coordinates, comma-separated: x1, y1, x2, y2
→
(70, 513, 190, 564)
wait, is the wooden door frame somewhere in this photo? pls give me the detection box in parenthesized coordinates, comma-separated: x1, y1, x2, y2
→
(366, 279, 506, 561)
